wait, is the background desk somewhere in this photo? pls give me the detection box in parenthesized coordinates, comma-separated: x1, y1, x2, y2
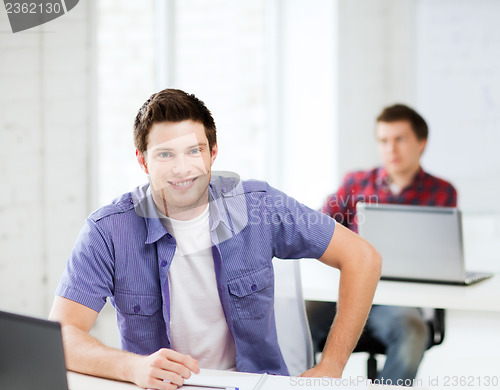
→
(301, 260, 500, 385)
(301, 260, 500, 311)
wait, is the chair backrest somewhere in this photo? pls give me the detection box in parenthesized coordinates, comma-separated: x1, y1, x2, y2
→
(273, 258, 314, 375)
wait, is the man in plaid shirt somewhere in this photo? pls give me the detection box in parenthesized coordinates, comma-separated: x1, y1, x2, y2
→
(307, 104, 457, 384)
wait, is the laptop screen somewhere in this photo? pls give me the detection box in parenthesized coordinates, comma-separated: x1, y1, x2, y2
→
(356, 203, 466, 283)
(0, 310, 68, 390)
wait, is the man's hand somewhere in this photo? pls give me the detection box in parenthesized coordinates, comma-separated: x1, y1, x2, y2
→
(131, 349, 200, 390)
(300, 362, 341, 379)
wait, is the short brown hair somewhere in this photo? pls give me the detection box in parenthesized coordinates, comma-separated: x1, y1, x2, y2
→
(376, 104, 428, 140)
(134, 88, 217, 153)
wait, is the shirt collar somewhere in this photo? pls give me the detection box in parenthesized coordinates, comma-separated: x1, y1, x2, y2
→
(132, 185, 171, 244)
(375, 167, 390, 187)
(375, 166, 425, 189)
(208, 183, 233, 233)
(132, 181, 234, 245)
(413, 167, 426, 183)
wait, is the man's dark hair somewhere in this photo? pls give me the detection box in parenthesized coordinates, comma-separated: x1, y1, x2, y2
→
(376, 104, 428, 140)
(134, 88, 217, 153)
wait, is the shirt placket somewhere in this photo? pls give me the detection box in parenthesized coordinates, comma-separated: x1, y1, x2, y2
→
(156, 232, 177, 346)
(208, 189, 239, 367)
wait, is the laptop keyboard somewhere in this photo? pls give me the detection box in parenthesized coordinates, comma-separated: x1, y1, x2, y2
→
(465, 271, 494, 285)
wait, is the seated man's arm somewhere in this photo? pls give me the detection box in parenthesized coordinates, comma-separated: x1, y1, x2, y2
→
(49, 296, 199, 390)
(301, 223, 382, 378)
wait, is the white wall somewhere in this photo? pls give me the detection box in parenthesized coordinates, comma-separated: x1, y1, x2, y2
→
(337, 0, 416, 178)
(0, 1, 95, 317)
(417, 0, 500, 213)
(97, 0, 155, 207)
(277, 0, 337, 208)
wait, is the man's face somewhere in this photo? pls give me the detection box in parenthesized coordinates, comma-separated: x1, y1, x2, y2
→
(137, 120, 217, 218)
(376, 120, 426, 177)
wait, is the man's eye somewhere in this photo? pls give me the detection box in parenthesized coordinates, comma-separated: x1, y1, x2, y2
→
(188, 148, 201, 156)
(158, 152, 172, 159)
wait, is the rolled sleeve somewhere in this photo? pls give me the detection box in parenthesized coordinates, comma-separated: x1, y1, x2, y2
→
(265, 186, 336, 260)
(55, 218, 115, 313)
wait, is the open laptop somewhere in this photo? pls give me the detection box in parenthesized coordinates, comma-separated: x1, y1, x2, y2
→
(0, 310, 68, 389)
(356, 202, 493, 285)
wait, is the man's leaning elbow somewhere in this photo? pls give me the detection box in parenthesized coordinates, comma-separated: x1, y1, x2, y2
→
(364, 243, 382, 279)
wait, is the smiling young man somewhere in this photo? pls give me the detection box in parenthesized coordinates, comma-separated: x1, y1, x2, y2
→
(307, 104, 457, 384)
(49, 89, 381, 390)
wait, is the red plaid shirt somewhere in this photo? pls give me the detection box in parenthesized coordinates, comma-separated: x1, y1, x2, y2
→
(321, 167, 457, 233)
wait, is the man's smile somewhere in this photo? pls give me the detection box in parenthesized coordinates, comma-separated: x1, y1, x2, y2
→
(168, 177, 198, 189)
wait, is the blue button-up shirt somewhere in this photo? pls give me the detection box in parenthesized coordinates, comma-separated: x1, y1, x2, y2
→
(56, 174, 335, 375)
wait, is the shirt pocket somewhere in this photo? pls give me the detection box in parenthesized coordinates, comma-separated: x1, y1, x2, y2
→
(114, 291, 163, 342)
(228, 267, 274, 319)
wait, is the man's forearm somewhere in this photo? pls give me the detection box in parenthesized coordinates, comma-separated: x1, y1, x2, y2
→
(61, 324, 139, 382)
(319, 257, 380, 375)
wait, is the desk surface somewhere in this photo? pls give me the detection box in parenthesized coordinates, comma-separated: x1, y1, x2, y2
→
(68, 372, 138, 390)
(301, 260, 500, 312)
(67, 370, 422, 390)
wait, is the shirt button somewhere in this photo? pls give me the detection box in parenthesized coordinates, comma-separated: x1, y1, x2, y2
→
(221, 188, 226, 194)
(251, 283, 257, 292)
(133, 305, 141, 313)
(160, 260, 168, 267)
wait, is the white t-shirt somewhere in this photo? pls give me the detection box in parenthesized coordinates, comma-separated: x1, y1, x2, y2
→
(162, 206, 236, 370)
(389, 182, 402, 195)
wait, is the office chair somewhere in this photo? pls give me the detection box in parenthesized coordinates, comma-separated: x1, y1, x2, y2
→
(352, 307, 446, 380)
(273, 258, 314, 375)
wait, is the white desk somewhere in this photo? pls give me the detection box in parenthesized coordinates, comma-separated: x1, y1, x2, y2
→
(68, 372, 138, 389)
(67, 369, 420, 390)
(300, 260, 500, 312)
